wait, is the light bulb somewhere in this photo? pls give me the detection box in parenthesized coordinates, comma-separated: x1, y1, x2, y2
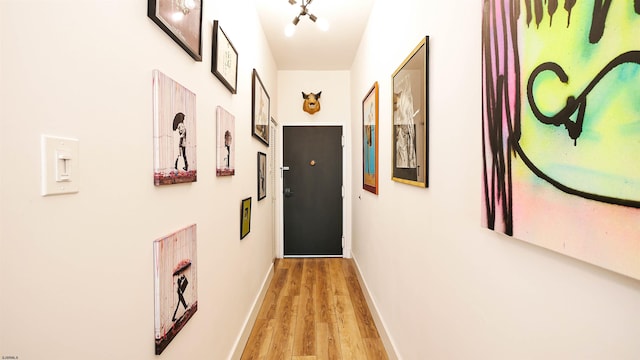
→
(316, 18, 329, 31)
(284, 23, 296, 37)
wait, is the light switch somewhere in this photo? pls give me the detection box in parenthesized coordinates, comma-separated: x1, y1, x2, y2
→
(42, 135, 79, 196)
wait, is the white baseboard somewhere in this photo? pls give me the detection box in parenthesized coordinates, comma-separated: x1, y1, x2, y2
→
(351, 254, 401, 360)
(228, 262, 274, 360)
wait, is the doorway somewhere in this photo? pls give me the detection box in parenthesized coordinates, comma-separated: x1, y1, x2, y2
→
(282, 126, 343, 256)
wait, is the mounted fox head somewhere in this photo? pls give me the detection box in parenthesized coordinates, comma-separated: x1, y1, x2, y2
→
(302, 91, 322, 115)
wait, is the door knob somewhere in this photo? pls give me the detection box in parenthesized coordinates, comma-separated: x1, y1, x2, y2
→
(284, 187, 294, 197)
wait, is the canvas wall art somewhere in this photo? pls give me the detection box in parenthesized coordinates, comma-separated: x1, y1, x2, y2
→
(363, 82, 379, 194)
(482, 0, 640, 278)
(153, 70, 197, 185)
(216, 106, 235, 176)
(153, 224, 198, 355)
(392, 36, 429, 188)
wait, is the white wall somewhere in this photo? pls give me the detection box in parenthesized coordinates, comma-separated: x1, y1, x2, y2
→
(0, 1, 276, 359)
(350, 0, 640, 359)
(276, 71, 353, 257)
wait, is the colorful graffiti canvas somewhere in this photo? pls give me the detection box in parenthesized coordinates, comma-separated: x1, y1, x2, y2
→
(482, 0, 640, 278)
(153, 224, 198, 355)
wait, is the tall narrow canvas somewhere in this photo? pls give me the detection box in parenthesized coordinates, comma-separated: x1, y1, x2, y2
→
(153, 224, 198, 355)
(216, 106, 235, 176)
(153, 69, 197, 185)
(482, 0, 640, 278)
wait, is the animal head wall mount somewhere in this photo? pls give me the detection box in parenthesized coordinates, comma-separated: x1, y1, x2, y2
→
(302, 91, 322, 115)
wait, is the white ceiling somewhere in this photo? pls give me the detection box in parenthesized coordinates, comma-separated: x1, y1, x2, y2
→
(254, 0, 375, 70)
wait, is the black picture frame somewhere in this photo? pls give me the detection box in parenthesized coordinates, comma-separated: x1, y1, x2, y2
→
(391, 36, 429, 188)
(257, 152, 267, 201)
(211, 20, 238, 94)
(240, 197, 252, 239)
(148, 0, 203, 61)
(251, 69, 270, 146)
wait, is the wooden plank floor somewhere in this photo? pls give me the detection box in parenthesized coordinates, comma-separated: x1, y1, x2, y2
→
(241, 258, 388, 360)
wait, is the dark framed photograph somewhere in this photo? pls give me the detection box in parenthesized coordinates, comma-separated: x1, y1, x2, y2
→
(148, 0, 203, 61)
(257, 152, 267, 201)
(252, 69, 270, 146)
(240, 197, 252, 239)
(363, 81, 379, 194)
(211, 20, 238, 94)
(392, 36, 429, 188)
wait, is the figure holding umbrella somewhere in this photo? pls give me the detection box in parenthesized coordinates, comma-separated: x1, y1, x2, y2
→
(173, 112, 188, 171)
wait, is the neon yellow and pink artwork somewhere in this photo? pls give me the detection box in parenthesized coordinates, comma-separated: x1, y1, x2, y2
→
(482, 0, 640, 279)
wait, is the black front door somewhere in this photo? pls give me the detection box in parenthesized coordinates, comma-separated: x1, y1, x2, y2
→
(283, 126, 343, 256)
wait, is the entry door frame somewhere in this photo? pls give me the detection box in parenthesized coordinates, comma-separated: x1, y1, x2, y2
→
(275, 122, 352, 259)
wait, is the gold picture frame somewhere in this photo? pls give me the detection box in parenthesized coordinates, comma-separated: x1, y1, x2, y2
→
(391, 36, 429, 188)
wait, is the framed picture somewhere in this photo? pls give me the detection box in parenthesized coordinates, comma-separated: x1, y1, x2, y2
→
(363, 81, 379, 194)
(152, 70, 197, 185)
(211, 20, 238, 94)
(252, 69, 270, 146)
(147, 0, 203, 61)
(391, 36, 429, 188)
(153, 224, 198, 355)
(240, 197, 252, 239)
(216, 106, 235, 176)
(257, 152, 267, 200)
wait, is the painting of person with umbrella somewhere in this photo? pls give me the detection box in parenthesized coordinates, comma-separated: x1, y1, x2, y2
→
(152, 70, 197, 185)
(173, 112, 188, 171)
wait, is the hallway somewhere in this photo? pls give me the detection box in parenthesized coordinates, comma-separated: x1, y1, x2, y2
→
(241, 258, 388, 360)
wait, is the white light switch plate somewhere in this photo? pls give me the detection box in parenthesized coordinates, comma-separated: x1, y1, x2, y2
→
(41, 135, 79, 196)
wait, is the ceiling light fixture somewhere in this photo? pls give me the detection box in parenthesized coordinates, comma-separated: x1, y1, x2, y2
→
(284, 0, 329, 37)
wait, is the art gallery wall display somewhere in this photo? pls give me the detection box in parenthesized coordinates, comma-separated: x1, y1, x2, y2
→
(240, 197, 252, 239)
(152, 70, 197, 185)
(391, 36, 429, 188)
(257, 152, 267, 200)
(148, 0, 203, 61)
(211, 20, 238, 94)
(362, 82, 379, 194)
(153, 224, 198, 355)
(252, 69, 270, 146)
(216, 106, 235, 176)
(482, 0, 640, 279)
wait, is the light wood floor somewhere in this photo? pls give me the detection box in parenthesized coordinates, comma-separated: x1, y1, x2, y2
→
(241, 258, 388, 360)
